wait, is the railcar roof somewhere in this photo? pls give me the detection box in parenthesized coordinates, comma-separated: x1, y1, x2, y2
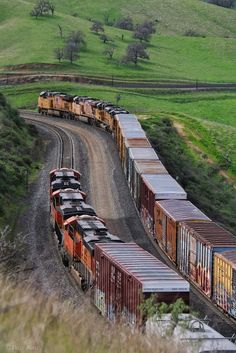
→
(96, 243, 189, 292)
(180, 221, 236, 248)
(157, 200, 210, 222)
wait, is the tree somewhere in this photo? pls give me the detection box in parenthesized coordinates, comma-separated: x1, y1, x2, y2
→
(123, 42, 149, 66)
(90, 20, 104, 34)
(63, 30, 86, 64)
(115, 16, 134, 30)
(63, 42, 79, 64)
(67, 30, 86, 50)
(48, 1, 55, 15)
(30, 0, 55, 18)
(58, 24, 63, 38)
(103, 43, 116, 60)
(30, 7, 41, 19)
(133, 21, 156, 42)
(54, 48, 64, 63)
(100, 34, 109, 43)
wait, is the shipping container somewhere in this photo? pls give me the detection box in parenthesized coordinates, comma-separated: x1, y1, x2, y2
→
(119, 127, 146, 160)
(118, 122, 143, 153)
(140, 174, 187, 236)
(94, 243, 189, 325)
(126, 148, 159, 191)
(177, 221, 236, 297)
(114, 114, 138, 143)
(133, 160, 168, 210)
(213, 251, 236, 319)
(121, 137, 151, 170)
(154, 200, 210, 263)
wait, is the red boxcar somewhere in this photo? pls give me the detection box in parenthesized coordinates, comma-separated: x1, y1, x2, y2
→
(140, 174, 187, 237)
(94, 243, 189, 326)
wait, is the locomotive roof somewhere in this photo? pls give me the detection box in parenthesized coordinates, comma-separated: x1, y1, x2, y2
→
(156, 200, 210, 222)
(60, 192, 84, 202)
(59, 202, 96, 218)
(51, 179, 80, 191)
(83, 233, 122, 252)
(53, 170, 77, 178)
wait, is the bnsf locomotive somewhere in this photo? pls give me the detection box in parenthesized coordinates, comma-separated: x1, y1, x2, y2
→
(39, 91, 236, 322)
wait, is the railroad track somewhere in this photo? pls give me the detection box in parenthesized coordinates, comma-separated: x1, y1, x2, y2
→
(20, 110, 236, 336)
(22, 112, 75, 169)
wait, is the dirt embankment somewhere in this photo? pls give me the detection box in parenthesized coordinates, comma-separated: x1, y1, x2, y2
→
(1, 63, 236, 90)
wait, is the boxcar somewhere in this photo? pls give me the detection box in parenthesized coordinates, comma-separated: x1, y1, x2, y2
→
(126, 147, 159, 188)
(154, 200, 210, 263)
(94, 243, 189, 326)
(140, 174, 187, 236)
(213, 251, 236, 318)
(177, 221, 236, 297)
(133, 160, 168, 209)
(121, 137, 151, 170)
(114, 114, 139, 143)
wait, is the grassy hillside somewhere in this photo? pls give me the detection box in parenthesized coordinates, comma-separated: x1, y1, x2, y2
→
(0, 276, 188, 353)
(0, 93, 41, 228)
(0, 0, 235, 82)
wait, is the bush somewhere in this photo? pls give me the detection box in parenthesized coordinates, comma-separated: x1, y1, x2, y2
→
(141, 117, 236, 234)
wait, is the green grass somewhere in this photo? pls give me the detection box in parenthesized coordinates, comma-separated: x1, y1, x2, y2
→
(1, 80, 236, 181)
(0, 0, 236, 82)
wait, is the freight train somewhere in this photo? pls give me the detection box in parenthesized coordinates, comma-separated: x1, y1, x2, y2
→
(39, 91, 236, 322)
(50, 167, 189, 325)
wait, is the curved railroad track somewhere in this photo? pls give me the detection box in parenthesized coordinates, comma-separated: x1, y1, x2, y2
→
(16, 117, 83, 304)
(20, 111, 236, 337)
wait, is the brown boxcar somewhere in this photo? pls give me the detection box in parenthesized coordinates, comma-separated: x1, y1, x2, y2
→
(177, 221, 236, 297)
(213, 251, 236, 319)
(140, 174, 187, 236)
(94, 243, 189, 325)
(154, 200, 210, 263)
(133, 160, 168, 209)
